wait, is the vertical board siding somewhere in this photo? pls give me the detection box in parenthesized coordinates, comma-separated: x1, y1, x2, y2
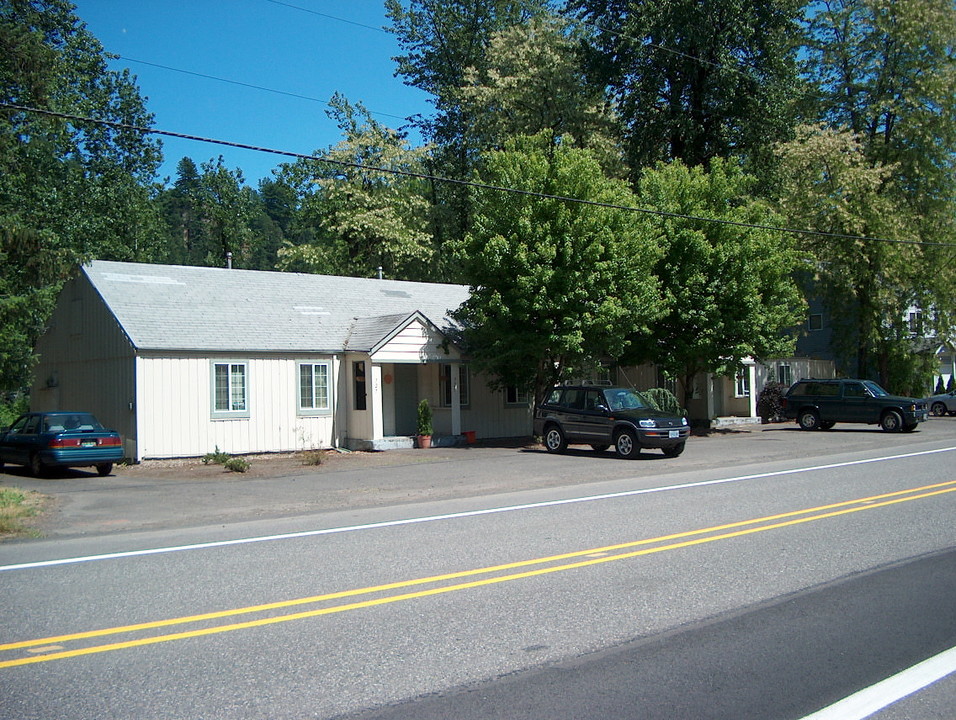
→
(139, 354, 335, 459)
(31, 273, 136, 449)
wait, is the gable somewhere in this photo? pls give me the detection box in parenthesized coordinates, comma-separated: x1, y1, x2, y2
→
(369, 316, 461, 363)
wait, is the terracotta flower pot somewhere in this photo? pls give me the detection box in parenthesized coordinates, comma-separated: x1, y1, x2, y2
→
(417, 435, 432, 449)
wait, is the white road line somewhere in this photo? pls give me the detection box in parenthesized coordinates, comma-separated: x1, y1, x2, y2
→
(800, 645, 956, 719)
(2, 446, 954, 573)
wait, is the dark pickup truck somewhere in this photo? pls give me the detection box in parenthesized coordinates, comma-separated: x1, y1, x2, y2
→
(781, 378, 928, 432)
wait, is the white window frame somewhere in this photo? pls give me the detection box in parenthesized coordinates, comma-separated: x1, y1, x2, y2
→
(735, 369, 751, 398)
(211, 361, 250, 420)
(440, 364, 469, 408)
(505, 386, 530, 406)
(298, 361, 332, 416)
(777, 363, 793, 387)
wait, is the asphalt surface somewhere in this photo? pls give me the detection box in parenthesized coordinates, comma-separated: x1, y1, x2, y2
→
(2, 418, 955, 540)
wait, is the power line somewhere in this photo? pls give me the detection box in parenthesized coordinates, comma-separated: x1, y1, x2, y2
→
(115, 56, 413, 124)
(3, 102, 951, 249)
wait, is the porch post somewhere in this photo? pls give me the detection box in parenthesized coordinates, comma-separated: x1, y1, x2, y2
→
(747, 363, 758, 418)
(371, 363, 384, 440)
(451, 363, 462, 436)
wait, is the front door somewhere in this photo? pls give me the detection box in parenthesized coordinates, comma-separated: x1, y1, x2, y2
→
(394, 365, 419, 436)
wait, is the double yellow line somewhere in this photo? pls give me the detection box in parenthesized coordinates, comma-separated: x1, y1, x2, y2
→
(4, 479, 956, 669)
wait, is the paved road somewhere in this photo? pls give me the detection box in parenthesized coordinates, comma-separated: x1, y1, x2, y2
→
(3, 418, 955, 538)
(1, 418, 955, 719)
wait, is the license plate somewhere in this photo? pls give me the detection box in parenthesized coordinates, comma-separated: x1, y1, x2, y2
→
(668, 430, 680, 439)
(82, 441, 96, 447)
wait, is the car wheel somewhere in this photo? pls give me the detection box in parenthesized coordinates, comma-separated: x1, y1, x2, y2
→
(614, 429, 640, 459)
(662, 442, 685, 458)
(543, 425, 567, 453)
(932, 402, 947, 416)
(590, 444, 609, 453)
(819, 421, 835, 431)
(798, 410, 820, 431)
(29, 453, 45, 477)
(902, 423, 918, 433)
(96, 463, 113, 476)
(880, 410, 903, 432)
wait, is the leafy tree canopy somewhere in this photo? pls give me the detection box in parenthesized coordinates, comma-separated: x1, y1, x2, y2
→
(0, 0, 164, 393)
(275, 95, 434, 280)
(573, 0, 803, 176)
(450, 133, 662, 404)
(623, 159, 804, 406)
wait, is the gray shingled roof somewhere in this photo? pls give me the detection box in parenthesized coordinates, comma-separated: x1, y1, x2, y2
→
(84, 261, 471, 352)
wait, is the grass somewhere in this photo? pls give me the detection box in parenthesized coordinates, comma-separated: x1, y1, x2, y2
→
(0, 486, 46, 538)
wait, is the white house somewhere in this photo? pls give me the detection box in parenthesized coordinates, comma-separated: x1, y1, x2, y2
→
(30, 261, 533, 461)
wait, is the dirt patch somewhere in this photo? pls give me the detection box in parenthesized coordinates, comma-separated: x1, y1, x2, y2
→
(111, 444, 530, 482)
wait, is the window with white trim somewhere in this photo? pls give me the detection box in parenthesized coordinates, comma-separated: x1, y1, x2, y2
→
(440, 364, 469, 407)
(298, 362, 331, 415)
(212, 361, 249, 419)
(735, 369, 751, 397)
(505, 386, 530, 406)
(777, 363, 793, 387)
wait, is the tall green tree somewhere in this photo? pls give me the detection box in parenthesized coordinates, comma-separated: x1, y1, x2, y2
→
(623, 159, 804, 407)
(158, 157, 269, 269)
(801, 0, 956, 212)
(454, 13, 624, 175)
(0, 0, 164, 394)
(386, 0, 552, 274)
(275, 96, 434, 280)
(776, 124, 938, 392)
(797, 0, 956, 391)
(450, 133, 662, 405)
(573, 0, 802, 177)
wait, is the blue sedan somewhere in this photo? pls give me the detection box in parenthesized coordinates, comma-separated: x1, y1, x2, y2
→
(0, 412, 123, 477)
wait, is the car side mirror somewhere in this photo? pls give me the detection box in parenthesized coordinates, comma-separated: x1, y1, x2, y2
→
(596, 403, 610, 413)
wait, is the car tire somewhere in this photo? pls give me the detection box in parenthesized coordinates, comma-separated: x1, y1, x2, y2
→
(932, 402, 947, 417)
(662, 442, 685, 458)
(614, 429, 640, 459)
(590, 444, 609, 453)
(96, 463, 113, 476)
(29, 453, 45, 477)
(819, 421, 836, 430)
(880, 410, 903, 432)
(902, 423, 918, 433)
(543, 425, 567, 453)
(798, 410, 820, 431)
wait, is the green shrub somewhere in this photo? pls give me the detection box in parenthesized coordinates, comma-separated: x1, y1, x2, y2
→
(0, 395, 28, 429)
(935, 377, 946, 394)
(948, 376, 955, 393)
(417, 398, 433, 436)
(643, 387, 684, 416)
(756, 382, 787, 423)
(224, 457, 250, 473)
(202, 446, 230, 465)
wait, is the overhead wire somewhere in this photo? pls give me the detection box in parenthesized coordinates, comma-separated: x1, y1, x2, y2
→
(4, 102, 951, 249)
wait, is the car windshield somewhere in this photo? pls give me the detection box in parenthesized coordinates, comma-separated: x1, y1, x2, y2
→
(603, 389, 652, 411)
(862, 381, 890, 397)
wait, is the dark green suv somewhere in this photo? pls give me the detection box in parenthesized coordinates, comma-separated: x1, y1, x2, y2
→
(533, 386, 690, 459)
(782, 379, 928, 432)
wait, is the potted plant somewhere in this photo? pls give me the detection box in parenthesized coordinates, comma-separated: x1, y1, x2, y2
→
(416, 398, 433, 448)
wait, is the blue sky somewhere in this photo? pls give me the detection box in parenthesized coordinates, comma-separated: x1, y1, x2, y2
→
(71, 1, 432, 186)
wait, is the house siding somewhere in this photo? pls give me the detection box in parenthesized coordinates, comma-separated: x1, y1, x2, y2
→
(137, 353, 338, 459)
(31, 272, 137, 452)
